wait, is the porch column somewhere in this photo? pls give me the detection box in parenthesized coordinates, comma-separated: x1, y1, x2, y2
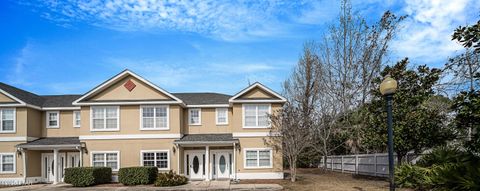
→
(53, 149, 59, 184)
(20, 149, 26, 184)
(205, 146, 210, 181)
(77, 147, 83, 167)
(233, 142, 237, 180)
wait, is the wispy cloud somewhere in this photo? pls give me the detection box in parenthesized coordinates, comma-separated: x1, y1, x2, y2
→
(392, 0, 480, 65)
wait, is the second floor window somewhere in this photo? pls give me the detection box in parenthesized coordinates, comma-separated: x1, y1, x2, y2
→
(0, 108, 15, 133)
(46, 111, 59, 128)
(216, 108, 228, 125)
(243, 104, 270, 128)
(141, 106, 169, 130)
(189, 109, 201, 125)
(73, 111, 81, 128)
(91, 106, 119, 131)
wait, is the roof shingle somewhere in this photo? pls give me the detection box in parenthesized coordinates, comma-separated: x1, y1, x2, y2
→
(172, 93, 231, 105)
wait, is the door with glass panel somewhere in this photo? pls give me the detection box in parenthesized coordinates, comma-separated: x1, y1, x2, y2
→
(185, 151, 205, 180)
(212, 151, 232, 179)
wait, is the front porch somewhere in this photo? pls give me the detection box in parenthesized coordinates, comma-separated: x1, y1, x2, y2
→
(16, 137, 84, 184)
(174, 134, 239, 181)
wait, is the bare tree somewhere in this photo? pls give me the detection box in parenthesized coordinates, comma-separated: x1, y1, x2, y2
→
(266, 43, 320, 182)
(313, 0, 405, 157)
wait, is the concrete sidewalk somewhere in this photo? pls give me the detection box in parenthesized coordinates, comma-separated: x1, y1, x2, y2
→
(0, 181, 283, 191)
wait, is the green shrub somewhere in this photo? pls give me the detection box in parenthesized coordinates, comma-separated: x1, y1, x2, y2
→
(118, 167, 158, 185)
(395, 164, 433, 190)
(64, 167, 112, 187)
(417, 146, 464, 167)
(430, 156, 480, 191)
(154, 170, 188, 187)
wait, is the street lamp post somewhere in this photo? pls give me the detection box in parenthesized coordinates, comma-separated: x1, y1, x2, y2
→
(380, 75, 398, 191)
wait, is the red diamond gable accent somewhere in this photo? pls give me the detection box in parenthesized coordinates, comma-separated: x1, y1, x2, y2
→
(124, 79, 136, 92)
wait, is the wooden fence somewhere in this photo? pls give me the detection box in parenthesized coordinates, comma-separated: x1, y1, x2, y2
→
(320, 153, 419, 177)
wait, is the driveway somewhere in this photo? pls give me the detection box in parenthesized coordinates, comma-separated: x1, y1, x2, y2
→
(0, 181, 283, 191)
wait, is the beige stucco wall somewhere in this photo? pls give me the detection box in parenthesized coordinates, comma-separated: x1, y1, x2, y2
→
(82, 139, 178, 173)
(26, 150, 42, 177)
(239, 88, 275, 99)
(184, 108, 232, 134)
(89, 76, 171, 101)
(0, 141, 24, 178)
(79, 105, 181, 135)
(0, 107, 27, 137)
(0, 93, 15, 103)
(27, 108, 42, 138)
(236, 138, 283, 173)
(42, 110, 82, 137)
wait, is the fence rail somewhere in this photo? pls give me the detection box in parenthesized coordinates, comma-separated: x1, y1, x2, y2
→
(320, 153, 419, 177)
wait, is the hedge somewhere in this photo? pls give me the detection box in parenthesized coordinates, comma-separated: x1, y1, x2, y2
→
(64, 167, 112, 187)
(154, 170, 188, 187)
(118, 167, 158, 185)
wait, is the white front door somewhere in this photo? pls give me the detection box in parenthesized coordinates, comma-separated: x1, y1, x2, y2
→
(185, 151, 205, 180)
(42, 153, 66, 183)
(212, 151, 232, 179)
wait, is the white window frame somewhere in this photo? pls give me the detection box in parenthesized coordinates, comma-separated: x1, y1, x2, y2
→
(188, 108, 201, 125)
(90, 151, 120, 171)
(0, 108, 15, 133)
(90, 106, 120, 131)
(140, 150, 170, 170)
(243, 148, 273, 169)
(242, 104, 271, 128)
(46, 111, 60, 129)
(0, 153, 16, 173)
(140, 105, 169, 130)
(73, 110, 81, 128)
(215, 108, 228, 125)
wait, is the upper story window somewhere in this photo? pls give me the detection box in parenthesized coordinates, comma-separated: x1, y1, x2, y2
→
(216, 108, 228, 125)
(73, 111, 81, 128)
(141, 106, 169, 130)
(243, 104, 271, 128)
(91, 106, 119, 131)
(46, 111, 59, 128)
(0, 108, 15, 133)
(189, 109, 201, 125)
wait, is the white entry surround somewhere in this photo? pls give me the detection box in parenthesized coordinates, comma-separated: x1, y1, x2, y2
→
(184, 149, 235, 180)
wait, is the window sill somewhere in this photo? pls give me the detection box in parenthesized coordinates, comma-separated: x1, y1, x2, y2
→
(140, 128, 170, 131)
(216, 123, 229, 126)
(0, 131, 16, 134)
(243, 166, 273, 169)
(189, 124, 202, 126)
(90, 129, 120, 132)
(242, 126, 270, 129)
(46, 126, 60, 129)
(0, 171, 16, 174)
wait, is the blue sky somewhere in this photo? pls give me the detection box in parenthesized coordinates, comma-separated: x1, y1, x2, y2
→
(0, 0, 479, 95)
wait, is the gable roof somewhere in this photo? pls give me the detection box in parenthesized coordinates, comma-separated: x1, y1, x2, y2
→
(229, 82, 286, 103)
(73, 70, 184, 105)
(172, 93, 231, 105)
(42, 95, 82, 107)
(0, 82, 44, 107)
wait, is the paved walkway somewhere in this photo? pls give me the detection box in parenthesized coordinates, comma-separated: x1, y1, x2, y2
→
(0, 181, 282, 191)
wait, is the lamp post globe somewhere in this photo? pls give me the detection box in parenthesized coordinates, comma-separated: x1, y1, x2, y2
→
(380, 74, 397, 191)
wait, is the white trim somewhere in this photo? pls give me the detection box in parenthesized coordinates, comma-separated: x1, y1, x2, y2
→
(75, 101, 181, 106)
(230, 100, 286, 103)
(242, 104, 271, 129)
(140, 150, 170, 171)
(232, 132, 280, 138)
(228, 82, 286, 102)
(90, 106, 120, 132)
(79, 134, 182, 140)
(0, 89, 26, 105)
(43, 107, 80, 111)
(188, 108, 201, 126)
(0, 108, 16, 133)
(0, 177, 42, 185)
(90, 151, 120, 171)
(72, 70, 184, 105)
(0, 152, 16, 174)
(215, 108, 228, 125)
(0, 136, 38, 142)
(236, 172, 283, 179)
(73, 111, 81, 128)
(243, 148, 273, 169)
(46, 111, 60, 129)
(187, 104, 230, 108)
(140, 105, 170, 130)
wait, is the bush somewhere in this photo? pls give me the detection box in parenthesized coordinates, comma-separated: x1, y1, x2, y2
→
(429, 156, 480, 191)
(395, 164, 433, 190)
(118, 167, 158, 185)
(417, 146, 464, 167)
(64, 167, 112, 187)
(154, 170, 188, 187)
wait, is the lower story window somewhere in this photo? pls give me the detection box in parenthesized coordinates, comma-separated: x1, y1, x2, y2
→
(244, 149, 272, 168)
(92, 152, 119, 171)
(0, 153, 15, 173)
(142, 151, 169, 170)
